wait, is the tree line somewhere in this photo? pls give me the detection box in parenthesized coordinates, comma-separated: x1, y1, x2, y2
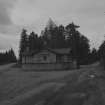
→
(19, 19, 99, 68)
(0, 49, 17, 65)
(98, 40, 105, 69)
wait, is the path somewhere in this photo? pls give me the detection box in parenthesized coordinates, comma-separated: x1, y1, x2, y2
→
(44, 63, 105, 105)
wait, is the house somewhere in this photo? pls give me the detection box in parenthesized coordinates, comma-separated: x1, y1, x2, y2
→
(22, 47, 76, 70)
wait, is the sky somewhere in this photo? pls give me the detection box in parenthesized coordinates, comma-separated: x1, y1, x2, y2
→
(0, 0, 105, 57)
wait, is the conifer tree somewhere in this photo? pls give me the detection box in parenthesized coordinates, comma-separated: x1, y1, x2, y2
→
(8, 48, 17, 62)
(66, 22, 90, 68)
(98, 41, 105, 69)
(19, 29, 28, 64)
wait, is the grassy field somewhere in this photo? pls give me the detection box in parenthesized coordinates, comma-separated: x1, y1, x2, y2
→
(0, 63, 105, 105)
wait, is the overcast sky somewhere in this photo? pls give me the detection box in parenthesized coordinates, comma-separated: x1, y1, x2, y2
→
(0, 0, 105, 56)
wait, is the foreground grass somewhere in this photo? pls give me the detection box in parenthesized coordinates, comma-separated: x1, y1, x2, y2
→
(0, 63, 105, 105)
(0, 65, 78, 105)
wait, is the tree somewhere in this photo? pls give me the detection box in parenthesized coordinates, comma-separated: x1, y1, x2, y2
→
(29, 31, 39, 50)
(41, 19, 58, 48)
(79, 35, 90, 64)
(19, 29, 28, 64)
(8, 48, 17, 62)
(57, 25, 66, 48)
(98, 41, 105, 69)
(41, 19, 66, 48)
(91, 48, 99, 62)
(66, 22, 90, 68)
(66, 22, 80, 68)
(0, 49, 17, 65)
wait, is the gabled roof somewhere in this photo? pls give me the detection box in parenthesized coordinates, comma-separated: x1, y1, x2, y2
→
(22, 48, 71, 56)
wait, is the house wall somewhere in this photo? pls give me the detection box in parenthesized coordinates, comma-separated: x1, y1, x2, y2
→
(22, 62, 74, 70)
(22, 57, 25, 64)
(22, 56, 33, 64)
(62, 55, 72, 62)
(22, 50, 56, 64)
(33, 50, 56, 63)
(22, 50, 76, 70)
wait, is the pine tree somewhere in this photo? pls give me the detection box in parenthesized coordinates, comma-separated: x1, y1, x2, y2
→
(66, 22, 90, 69)
(98, 41, 105, 69)
(8, 48, 17, 62)
(41, 19, 66, 48)
(19, 29, 28, 64)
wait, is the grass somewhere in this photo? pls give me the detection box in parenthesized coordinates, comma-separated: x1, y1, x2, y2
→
(0, 63, 105, 105)
(0, 66, 74, 104)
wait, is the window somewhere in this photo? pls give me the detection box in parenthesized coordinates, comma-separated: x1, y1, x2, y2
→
(56, 55, 62, 63)
(43, 56, 47, 61)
